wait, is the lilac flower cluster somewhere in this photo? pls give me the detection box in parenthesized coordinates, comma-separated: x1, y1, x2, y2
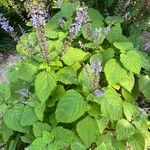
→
(94, 89, 104, 97)
(69, 4, 88, 36)
(0, 13, 18, 41)
(28, 2, 48, 28)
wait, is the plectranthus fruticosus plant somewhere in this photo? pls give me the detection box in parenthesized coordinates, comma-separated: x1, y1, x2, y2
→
(0, 1, 149, 150)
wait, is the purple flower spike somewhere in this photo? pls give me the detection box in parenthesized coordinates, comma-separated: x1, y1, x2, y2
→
(91, 60, 102, 74)
(0, 13, 18, 41)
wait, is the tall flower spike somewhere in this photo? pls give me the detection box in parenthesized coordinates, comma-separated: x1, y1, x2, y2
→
(90, 60, 102, 90)
(0, 13, 19, 41)
(27, 0, 50, 62)
(61, 3, 88, 55)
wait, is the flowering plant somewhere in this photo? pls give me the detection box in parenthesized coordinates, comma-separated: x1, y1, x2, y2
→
(0, 1, 150, 150)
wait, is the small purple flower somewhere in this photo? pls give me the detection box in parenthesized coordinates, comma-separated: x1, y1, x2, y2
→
(0, 13, 18, 41)
(28, 3, 48, 28)
(91, 60, 102, 74)
(94, 89, 104, 97)
(69, 4, 88, 36)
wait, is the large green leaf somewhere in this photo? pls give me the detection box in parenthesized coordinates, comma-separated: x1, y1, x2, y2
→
(113, 42, 134, 53)
(4, 104, 27, 132)
(128, 133, 145, 150)
(139, 75, 150, 101)
(116, 119, 136, 140)
(106, 24, 122, 43)
(123, 102, 138, 121)
(61, 47, 88, 65)
(35, 71, 56, 103)
(28, 137, 47, 150)
(119, 73, 135, 92)
(0, 83, 11, 101)
(104, 59, 127, 85)
(18, 62, 37, 82)
(77, 116, 99, 147)
(61, 2, 75, 19)
(120, 50, 142, 74)
(56, 90, 86, 123)
(48, 127, 74, 149)
(101, 89, 123, 121)
(33, 122, 51, 138)
(1, 123, 13, 142)
(21, 105, 38, 126)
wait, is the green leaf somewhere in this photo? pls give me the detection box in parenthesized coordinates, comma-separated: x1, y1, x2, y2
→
(113, 42, 134, 53)
(101, 89, 123, 121)
(123, 102, 138, 121)
(56, 66, 78, 84)
(0, 83, 11, 101)
(47, 85, 65, 107)
(61, 47, 88, 65)
(96, 117, 109, 134)
(34, 102, 45, 121)
(120, 50, 142, 74)
(104, 59, 127, 85)
(88, 8, 104, 28)
(106, 24, 122, 43)
(1, 123, 13, 142)
(21, 105, 38, 126)
(42, 131, 54, 144)
(56, 90, 86, 123)
(77, 116, 99, 147)
(28, 137, 47, 150)
(48, 127, 74, 150)
(119, 73, 135, 92)
(35, 71, 56, 103)
(18, 62, 37, 82)
(128, 133, 145, 150)
(61, 2, 75, 19)
(116, 119, 136, 140)
(4, 104, 27, 132)
(139, 75, 150, 101)
(96, 143, 107, 150)
(33, 122, 51, 138)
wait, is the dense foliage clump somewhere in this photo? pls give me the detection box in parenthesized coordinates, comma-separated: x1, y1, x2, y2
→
(0, 0, 150, 150)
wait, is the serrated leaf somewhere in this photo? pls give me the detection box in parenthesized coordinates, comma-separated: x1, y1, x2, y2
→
(139, 75, 150, 101)
(4, 104, 27, 132)
(101, 89, 123, 121)
(116, 119, 136, 140)
(61, 2, 75, 19)
(123, 102, 138, 121)
(128, 133, 145, 150)
(48, 127, 74, 149)
(28, 137, 47, 150)
(47, 85, 65, 107)
(114, 42, 134, 53)
(104, 59, 127, 85)
(61, 47, 88, 65)
(35, 71, 56, 103)
(18, 62, 37, 82)
(34, 102, 45, 121)
(77, 116, 99, 147)
(119, 73, 135, 92)
(0, 83, 11, 101)
(1, 123, 13, 142)
(56, 66, 78, 84)
(21, 105, 38, 126)
(33, 122, 51, 138)
(42, 131, 54, 144)
(106, 24, 122, 43)
(96, 117, 109, 134)
(120, 50, 142, 74)
(56, 90, 86, 123)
